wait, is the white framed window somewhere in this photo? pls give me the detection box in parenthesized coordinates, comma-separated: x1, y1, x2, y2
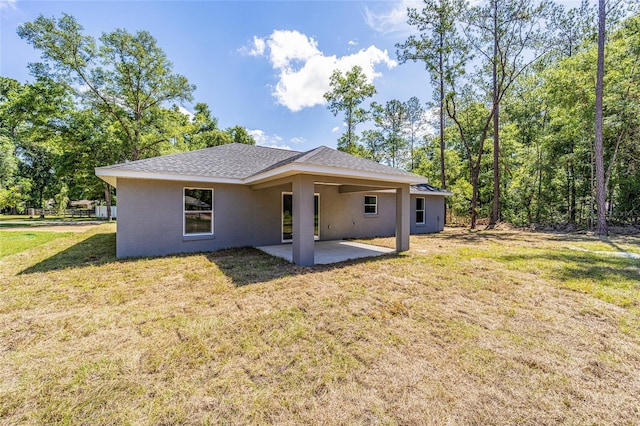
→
(416, 197, 425, 225)
(364, 195, 378, 215)
(183, 188, 213, 236)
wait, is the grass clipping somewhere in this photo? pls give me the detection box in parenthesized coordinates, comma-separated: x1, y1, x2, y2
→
(1, 224, 639, 424)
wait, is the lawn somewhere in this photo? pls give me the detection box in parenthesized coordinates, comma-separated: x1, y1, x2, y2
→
(0, 230, 73, 258)
(1, 224, 639, 424)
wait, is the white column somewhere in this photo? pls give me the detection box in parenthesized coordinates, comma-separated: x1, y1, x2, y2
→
(292, 175, 315, 266)
(396, 184, 410, 252)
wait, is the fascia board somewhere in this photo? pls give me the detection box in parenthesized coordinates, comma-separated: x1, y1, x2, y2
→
(94, 168, 243, 188)
(245, 163, 428, 185)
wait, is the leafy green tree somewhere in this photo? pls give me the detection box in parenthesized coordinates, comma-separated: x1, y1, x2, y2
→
(369, 99, 409, 168)
(594, 0, 607, 235)
(404, 97, 429, 171)
(18, 14, 195, 162)
(324, 66, 376, 155)
(397, 0, 468, 187)
(464, 0, 553, 225)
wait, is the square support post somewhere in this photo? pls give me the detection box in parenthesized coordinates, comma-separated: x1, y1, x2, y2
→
(292, 174, 315, 266)
(395, 184, 410, 252)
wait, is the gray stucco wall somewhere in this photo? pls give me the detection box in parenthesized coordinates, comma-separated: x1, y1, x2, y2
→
(410, 195, 445, 234)
(315, 186, 396, 241)
(115, 178, 445, 258)
(116, 179, 260, 258)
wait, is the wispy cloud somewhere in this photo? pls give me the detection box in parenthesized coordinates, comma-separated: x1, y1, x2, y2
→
(243, 30, 396, 112)
(0, 0, 18, 11)
(363, 0, 421, 35)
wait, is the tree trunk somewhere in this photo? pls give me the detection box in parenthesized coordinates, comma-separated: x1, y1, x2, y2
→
(490, 0, 500, 227)
(439, 32, 447, 224)
(594, 0, 608, 236)
(470, 171, 479, 229)
(103, 181, 113, 222)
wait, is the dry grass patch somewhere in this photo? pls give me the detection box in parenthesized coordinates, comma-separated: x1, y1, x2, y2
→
(1, 226, 639, 424)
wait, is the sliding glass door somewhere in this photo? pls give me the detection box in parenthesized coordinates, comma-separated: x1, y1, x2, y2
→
(282, 192, 319, 242)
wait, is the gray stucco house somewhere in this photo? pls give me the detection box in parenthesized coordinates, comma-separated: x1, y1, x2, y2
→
(96, 143, 451, 266)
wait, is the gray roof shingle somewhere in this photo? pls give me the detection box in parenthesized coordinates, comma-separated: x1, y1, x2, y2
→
(411, 183, 452, 195)
(103, 144, 300, 179)
(100, 143, 423, 181)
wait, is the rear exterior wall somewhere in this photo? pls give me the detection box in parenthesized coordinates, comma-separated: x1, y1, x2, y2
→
(114, 178, 444, 258)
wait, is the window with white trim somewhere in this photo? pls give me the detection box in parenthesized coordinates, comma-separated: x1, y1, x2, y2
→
(416, 197, 425, 225)
(364, 195, 378, 215)
(184, 188, 213, 235)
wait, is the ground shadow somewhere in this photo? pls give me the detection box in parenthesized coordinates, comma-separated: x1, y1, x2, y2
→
(500, 251, 640, 285)
(19, 233, 118, 274)
(206, 247, 399, 287)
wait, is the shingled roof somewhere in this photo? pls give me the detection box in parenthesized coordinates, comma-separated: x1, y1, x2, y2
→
(96, 143, 427, 187)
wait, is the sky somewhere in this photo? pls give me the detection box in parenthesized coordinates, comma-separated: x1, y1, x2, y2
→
(1, 0, 584, 152)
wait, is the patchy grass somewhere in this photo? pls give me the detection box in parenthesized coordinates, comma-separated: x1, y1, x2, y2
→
(1, 225, 639, 424)
(0, 230, 73, 258)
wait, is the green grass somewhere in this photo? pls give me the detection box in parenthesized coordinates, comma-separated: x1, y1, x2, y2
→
(0, 225, 639, 424)
(0, 231, 73, 258)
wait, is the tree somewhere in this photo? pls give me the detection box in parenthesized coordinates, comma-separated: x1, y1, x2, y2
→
(369, 100, 409, 168)
(18, 14, 195, 162)
(594, 0, 607, 235)
(397, 0, 468, 188)
(464, 0, 552, 226)
(404, 97, 428, 171)
(446, 89, 494, 228)
(324, 66, 376, 155)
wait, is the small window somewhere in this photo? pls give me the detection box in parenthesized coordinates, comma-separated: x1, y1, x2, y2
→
(364, 195, 378, 215)
(184, 188, 213, 235)
(416, 197, 425, 225)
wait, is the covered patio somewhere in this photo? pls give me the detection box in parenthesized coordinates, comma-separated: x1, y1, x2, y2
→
(257, 240, 396, 265)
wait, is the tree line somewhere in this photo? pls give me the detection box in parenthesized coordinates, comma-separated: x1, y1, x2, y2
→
(0, 14, 255, 219)
(323, 0, 638, 232)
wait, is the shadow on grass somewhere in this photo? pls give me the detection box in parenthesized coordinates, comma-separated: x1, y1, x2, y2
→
(500, 251, 640, 287)
(19, 231, 397, 286)
(20, 233, 118, 274)
(206, 247, 398, 287)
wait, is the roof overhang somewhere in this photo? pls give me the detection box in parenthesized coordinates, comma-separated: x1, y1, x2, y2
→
(96, 163, 427, 188)
(410, 188, 454, 197)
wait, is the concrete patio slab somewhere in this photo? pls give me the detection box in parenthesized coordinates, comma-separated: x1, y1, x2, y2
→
(256, 240, 396, 265)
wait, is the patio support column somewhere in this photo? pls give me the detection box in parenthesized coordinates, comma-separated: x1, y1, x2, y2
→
(292, 174, 315, 266)
(395, 184, 410, 252)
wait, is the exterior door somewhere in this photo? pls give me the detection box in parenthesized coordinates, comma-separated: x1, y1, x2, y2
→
(282, 192, 319, 242)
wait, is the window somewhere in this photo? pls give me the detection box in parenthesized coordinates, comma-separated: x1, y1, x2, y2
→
(364, 195, 377, 215)
(416, 197, 425, 225)
(184, 188, 213, 235)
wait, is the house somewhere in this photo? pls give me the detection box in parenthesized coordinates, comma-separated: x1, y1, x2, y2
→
(95, 143, 451, 266)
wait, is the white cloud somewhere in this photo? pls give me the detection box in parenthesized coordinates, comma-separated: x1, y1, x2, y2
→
(289, 136, 305, 144)
(0, 0, 17, 10)
(249, 129, 292, 150)
(331, 126, 340, 133)
(244, 30, 396, 112)
(348, 39, 358, 47)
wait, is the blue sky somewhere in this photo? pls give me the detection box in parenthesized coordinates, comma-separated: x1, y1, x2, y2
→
(1, 0, 583, 152)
